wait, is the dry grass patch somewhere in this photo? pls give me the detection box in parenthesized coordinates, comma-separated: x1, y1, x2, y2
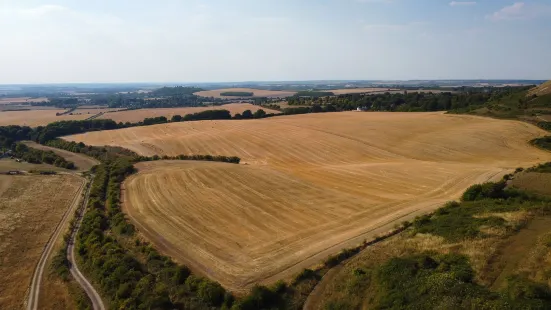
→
(528, 80, 551, 97)
(66, 112, 551, 291)
(0, 174, 83, 309)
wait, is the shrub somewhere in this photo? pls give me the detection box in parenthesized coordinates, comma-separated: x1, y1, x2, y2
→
(461, 181, 507, 201)
(197, 279, 225, 306)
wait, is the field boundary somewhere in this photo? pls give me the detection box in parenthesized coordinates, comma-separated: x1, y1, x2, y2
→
(26, 176, 86, 310)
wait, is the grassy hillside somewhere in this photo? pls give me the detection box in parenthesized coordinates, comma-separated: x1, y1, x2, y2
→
(457, 87, 551, 121)
(528, 80, 551, 97)
(310, 165, 551, 310)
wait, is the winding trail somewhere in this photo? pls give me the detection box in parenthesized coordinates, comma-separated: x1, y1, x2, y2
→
(66, 175, 105, 310)
(26, 177, 85, 310)
(26, 174, 105, 310)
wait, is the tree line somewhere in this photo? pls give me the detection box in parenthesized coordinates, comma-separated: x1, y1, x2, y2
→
(284, 88, 530, 112)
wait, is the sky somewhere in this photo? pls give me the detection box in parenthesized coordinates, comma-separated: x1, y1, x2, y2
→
(0, 0, 550, 83)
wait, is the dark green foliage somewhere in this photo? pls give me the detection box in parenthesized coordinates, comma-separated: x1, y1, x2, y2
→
(324, 248, 360, 268)
(371, 252, 551, 309)
(182, 109, 232, 121)
(286, 87, 528, 113)
(14, 143, 76, 169)
(241, 110, 253, 119)
(197, 279, 225, 306)
(293, 269, 320, 285)
(171, 114, 183, 122)
(506, 275, 551, 302)
(413, 184, 551, 242)
(537, 122, 551, 131)
(46, 139, 138, 162)
(220, 91, 254, 97)
(531, 136, 551, 151)
(51, 248, 70, 281)
(373, 253, 506, 309)
(136, 153, 241, 164)
(253, 109, 266, 119)
(461, 181, 507, 201)
(142, 116, 168, 126)
(232, 285, 284, 310)
(37, 119, 119, 143)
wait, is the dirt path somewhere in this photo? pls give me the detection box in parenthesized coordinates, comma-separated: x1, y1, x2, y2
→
(26, 177, 86, 310)
(66, 175, 105, 310)
(489, 217, 551, 290)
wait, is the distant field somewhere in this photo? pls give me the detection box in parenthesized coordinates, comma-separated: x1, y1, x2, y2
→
(0, 97, 48, 104)
(328, 88, 399, 95)
(0, 108, 119, 127)
(98, 103, 279, 123)
(22, 141, 99, 172)
(0, 174, 83, 309)
(194, 88, 297, 98)
(67, 112, 551, 291)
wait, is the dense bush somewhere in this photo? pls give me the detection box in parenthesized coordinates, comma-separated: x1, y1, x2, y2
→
(531, 136, 551, 151)
(182, 109, 232, 121)
(372, 252, 551, 309)
(14, 143, 75, 169)
(461, 181, 507, 201)
(413, 183, 551, 241)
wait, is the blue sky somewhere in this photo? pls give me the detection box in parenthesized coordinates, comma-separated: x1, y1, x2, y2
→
(0, 0, 550, 83)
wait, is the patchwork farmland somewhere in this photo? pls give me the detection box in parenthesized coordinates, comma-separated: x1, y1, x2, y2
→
(64, 112, 551, 291)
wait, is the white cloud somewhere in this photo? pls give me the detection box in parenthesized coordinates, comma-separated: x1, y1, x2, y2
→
(449, 1, 476, 6)
(486, 2, 551, 21)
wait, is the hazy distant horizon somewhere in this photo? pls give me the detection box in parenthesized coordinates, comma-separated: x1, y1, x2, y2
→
(2, 1, 551, 84)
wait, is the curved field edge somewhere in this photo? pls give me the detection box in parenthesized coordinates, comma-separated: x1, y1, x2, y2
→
(305, 172, 551, 310)
(122, 160, 510, 292)
(77, 113, 551, 292)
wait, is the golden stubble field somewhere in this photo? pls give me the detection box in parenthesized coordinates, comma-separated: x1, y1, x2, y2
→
(0, 174, 83, 309)
(98, 103, 279, 123)
(0, 108, 118, 127)
(65, 112, 551, 291)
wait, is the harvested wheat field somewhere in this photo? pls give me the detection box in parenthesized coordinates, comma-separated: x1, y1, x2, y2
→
(0, 108, 117, 127)
(98, 103, 279, 123)
(194, 88, 296, 98)
(65, 112, 551, 291)
(0, 174, 83, 309)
